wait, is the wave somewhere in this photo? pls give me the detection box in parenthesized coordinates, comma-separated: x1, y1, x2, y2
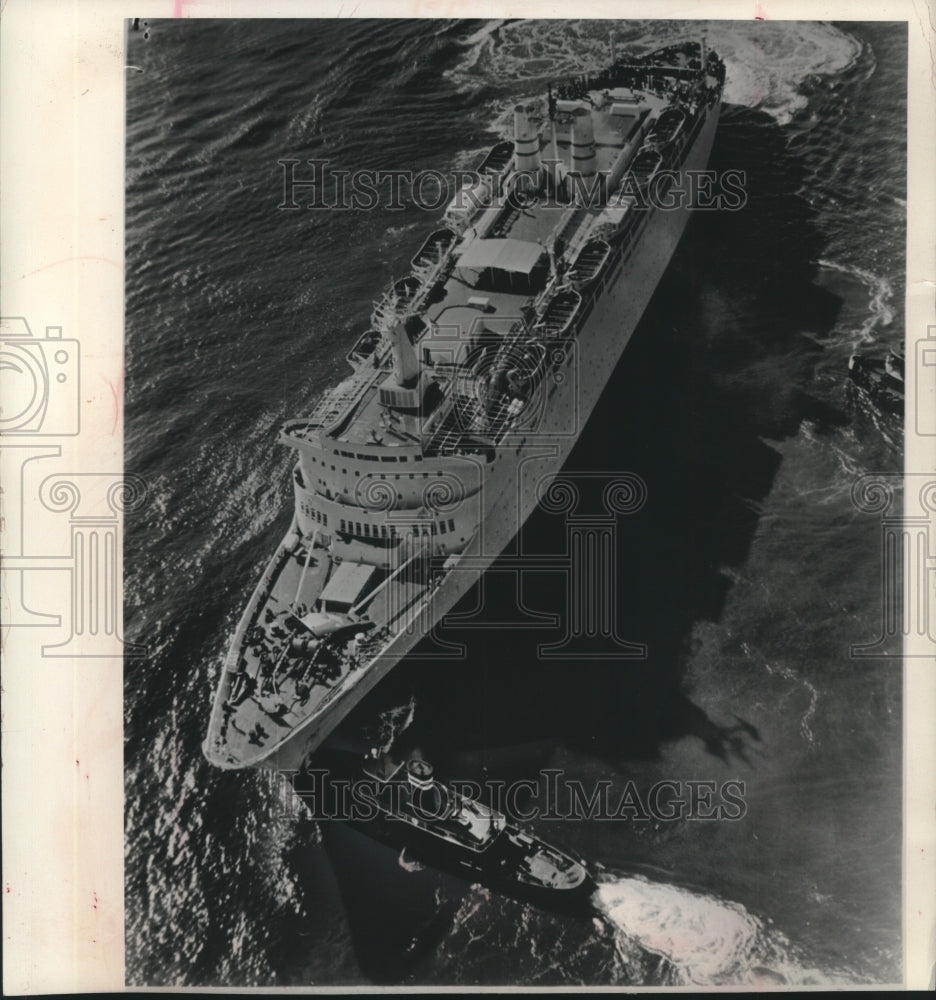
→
(816, 257, 895, 348)
(593, 873, 854, 986)
(717, 22, 862, 125)
(461, 18, 509, 49)
(398, 847, 425, 872)
(446, 19, 862, 126)
(741, 640, 820, 746)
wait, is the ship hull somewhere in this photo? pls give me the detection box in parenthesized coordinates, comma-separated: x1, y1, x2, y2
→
(222, 99, 722, 773)
(297, 750, 596, 914)
(339, 813, 597, 915)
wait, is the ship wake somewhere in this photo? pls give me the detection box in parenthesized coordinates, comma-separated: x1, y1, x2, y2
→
(592, 873, 855, 987)
(449, 19, 862, 127)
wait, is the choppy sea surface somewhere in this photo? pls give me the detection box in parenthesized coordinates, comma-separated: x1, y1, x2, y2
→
(125, 18, 905, 987)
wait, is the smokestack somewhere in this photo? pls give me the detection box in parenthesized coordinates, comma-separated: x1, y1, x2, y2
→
(513, 103, 542, 186)
(391, 319, 419, 388)
(570, 107, 597, 179)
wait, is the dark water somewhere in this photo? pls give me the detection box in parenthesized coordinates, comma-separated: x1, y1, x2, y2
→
(124, 18, 905, 987)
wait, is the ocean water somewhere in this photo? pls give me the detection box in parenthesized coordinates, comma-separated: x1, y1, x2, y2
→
(124, 18, 906, 987)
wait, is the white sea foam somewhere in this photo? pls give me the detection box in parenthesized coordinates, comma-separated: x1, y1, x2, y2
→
(717, 22, 862, 125)
(447, 20, 862, 127)
(817, 257, 895, 348)
(398, 847, 425, 872)
(741, 640, 822, 748)
(383, 221, 421, 240)
(372, 694, 417, 752)
(593, 873, 848, 986)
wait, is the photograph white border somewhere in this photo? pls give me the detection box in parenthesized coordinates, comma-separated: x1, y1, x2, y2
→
(1, 0, 933, 991)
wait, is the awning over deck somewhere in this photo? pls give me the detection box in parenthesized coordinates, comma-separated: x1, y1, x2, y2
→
(320, 561, 377, 611)
(456, 238, 545, 275)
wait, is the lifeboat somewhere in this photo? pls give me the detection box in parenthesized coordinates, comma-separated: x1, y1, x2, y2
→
(410, 227, 458, 270)
(536, 289, 582, 340)
(392, 275, 422, 309)
(569, 237, 611, 287)
(478, 140, 514, 177)
(628, 147, 663, 191)
(646, 106, 685, 146)
(346, 329, 382, 368)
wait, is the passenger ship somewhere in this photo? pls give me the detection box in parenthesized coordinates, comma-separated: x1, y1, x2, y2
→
(204, 40, 726, 770)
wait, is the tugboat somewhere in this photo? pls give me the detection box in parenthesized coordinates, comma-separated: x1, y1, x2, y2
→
(299, 750, 596, 913)
(847, 349, 904, 416)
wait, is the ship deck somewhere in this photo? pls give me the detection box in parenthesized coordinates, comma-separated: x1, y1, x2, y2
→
(205, 532, 438, 767)
(205, 50, 724, 769)
(324, 92, 674, 452)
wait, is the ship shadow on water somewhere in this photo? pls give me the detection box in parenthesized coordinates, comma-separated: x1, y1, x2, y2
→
(307, 107, 847, 984)
(358, 105, 845, 766)
(301, 821, 464, 985)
